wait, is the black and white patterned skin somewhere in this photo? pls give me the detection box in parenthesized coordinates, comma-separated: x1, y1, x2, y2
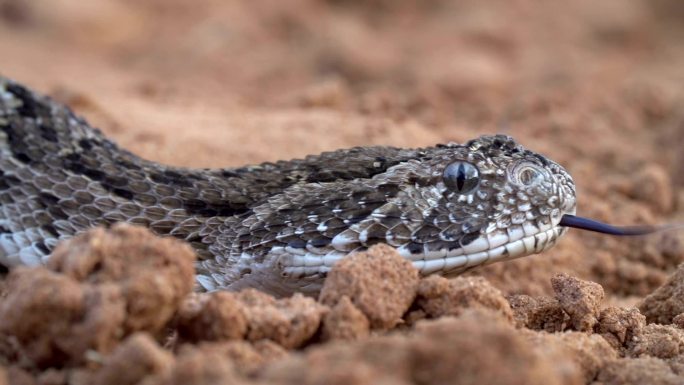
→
(0, 75, 577, 296)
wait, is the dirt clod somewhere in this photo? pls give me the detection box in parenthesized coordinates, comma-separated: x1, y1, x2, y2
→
(165, 345, 243, 385)
(90, 333, 173, 385)
(628, 324, 684, 359)
(205, 340, 288, 376)
(0, 267, 125, 368)
(673, 313, 684, 329)
(551, 273, 605, 332)
(0, 224, 196, 368)
(176, 292, 248, 343)
(260, 310, 583, 385)
(639, 263, 684, 324)
(597, 307, 646, 351)
(416, 275, 514, 323)
(508, 294, 568, 332)
(322, 296, 370, 341)
(236, 289, 326, 349)
(597, 357, 681, 385)
(524, 330, 617, 382)
(48, 224, 196, 335)
(319, 244, 419, 330)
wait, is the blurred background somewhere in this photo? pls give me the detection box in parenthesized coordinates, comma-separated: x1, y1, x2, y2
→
(0, 0, 683, 298)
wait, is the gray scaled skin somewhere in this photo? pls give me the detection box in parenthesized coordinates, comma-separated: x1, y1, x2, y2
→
(0, 75, 577, 296)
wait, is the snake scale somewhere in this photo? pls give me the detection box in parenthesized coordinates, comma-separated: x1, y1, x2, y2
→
(0, 74, 628, 296)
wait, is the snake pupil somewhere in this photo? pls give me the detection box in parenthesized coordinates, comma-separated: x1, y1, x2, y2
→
(456, 164, 466, 190)
(443, 161, 479, 194)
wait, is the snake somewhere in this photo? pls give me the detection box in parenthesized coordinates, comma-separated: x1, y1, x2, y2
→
(0, 75, 664, 296)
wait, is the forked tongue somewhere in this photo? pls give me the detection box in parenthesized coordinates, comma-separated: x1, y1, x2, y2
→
(559, 214, 682, 236)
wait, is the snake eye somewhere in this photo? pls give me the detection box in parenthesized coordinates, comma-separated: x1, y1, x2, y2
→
(517, 166, 544, 186)
(443, 161, 480, 194)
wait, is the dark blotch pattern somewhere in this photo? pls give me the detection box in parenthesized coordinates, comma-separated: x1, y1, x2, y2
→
(460, 232, 481, 246)
(35, 241, 50, 254)
(1, 123, 36, 164)
(6, 83, 51, 119)
(38, 124, 59, 142)
(0, 174, 21, 190)
(149, 169, 195, 187)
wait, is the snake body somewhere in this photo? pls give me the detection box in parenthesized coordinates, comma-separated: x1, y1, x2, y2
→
(0, 76, 577, 296)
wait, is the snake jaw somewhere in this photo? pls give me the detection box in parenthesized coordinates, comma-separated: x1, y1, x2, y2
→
(398, 215, 568, 277)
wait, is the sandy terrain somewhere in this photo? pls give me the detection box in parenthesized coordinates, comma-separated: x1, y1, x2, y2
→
(0, 0, 683, 384)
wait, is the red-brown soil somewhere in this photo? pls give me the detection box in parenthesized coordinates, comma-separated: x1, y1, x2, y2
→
(0, 0, 683, 384)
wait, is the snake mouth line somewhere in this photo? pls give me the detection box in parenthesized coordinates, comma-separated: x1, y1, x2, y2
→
(408, 226, 565, 276)
(279, 222, 566, 278)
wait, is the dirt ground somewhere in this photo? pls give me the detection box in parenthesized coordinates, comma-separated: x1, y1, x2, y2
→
(0, 0, 683, 384)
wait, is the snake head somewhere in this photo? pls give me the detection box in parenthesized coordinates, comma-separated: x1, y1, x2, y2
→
(356, 134, 579, 275)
